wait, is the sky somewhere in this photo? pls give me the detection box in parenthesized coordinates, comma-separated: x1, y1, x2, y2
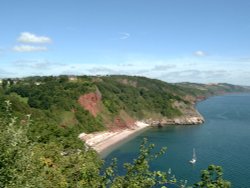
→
(1, 0, 250, 85)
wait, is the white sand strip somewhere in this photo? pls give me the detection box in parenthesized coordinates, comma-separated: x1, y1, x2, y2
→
(79, 121, 150, 153)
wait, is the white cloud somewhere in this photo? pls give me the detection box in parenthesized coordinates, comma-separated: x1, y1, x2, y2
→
(158, 70, 229, 83)
(12, 59, 64, 69)
(152, 65, 176, 71)
(13, 45, 47, 52)
(3, 55, 250, 86)
(119, 32, 130, 40)
(194, 50, 207, 57)
(17, 32, 52, 44)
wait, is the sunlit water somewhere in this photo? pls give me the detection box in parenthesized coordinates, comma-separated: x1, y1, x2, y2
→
(105, 94, 250, 187)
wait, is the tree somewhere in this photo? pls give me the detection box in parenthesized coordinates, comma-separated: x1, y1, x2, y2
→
(1, 79, 8, 89)
(99, 138, 188, 188)
(194, 165, 231, 188)
(0, 101, 231, 188)
(0, 100, 103, 188)
(0, 100, 32, 187)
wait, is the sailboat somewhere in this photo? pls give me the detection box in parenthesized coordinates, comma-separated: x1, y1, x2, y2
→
(189, 148, 196, 164)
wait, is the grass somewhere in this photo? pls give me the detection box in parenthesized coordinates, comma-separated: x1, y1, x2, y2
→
(60, 111, 77, 127)
(10, 92, 28, 104)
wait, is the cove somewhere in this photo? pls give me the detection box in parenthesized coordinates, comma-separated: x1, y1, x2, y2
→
(104, 94, 250, 187)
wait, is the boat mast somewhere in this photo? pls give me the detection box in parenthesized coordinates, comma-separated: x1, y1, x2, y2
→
(193, 148, 196, 160)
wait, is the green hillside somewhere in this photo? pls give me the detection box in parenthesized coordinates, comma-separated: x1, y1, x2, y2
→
(1, 75, 249, 135)
(0, 75, 241, 187)
(0, 75, 248, 149)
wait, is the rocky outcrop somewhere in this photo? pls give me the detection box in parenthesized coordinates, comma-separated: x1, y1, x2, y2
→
(144, 115, 204, 126)
(162, 115, 204, 125)
(144, 107, 204, 126)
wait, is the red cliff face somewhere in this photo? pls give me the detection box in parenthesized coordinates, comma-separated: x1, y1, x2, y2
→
(78, 91, 135, 130)
(78, 92, 102, 117)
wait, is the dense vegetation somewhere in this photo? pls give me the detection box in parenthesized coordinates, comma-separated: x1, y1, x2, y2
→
(0, 102, 231, 187)
(0, 75, 246, 187)
(1, 75, 249, 135)
(96, 76, 184, 119)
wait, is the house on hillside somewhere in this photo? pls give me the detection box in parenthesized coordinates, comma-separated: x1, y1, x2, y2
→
(35, 82, 42, 85)
(68, 75, 78, 81)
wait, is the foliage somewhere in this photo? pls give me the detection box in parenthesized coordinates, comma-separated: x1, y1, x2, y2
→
(121, 142, 166, 186)
(96, 76, 183, 118)
(2, 75, 249, 136)
(2, 76, 105, 138)
(0, 101, 103, 188)
(194, 165, 231, 188)
(0, 104, 171, 187)
(0, 75, 242, 187)
(103, 138, 169, 188)
(0, 103, 231, 188)
(0, 100, 33, 187)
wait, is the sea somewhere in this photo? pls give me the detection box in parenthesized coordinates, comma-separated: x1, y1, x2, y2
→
(104, 94, 250, 187)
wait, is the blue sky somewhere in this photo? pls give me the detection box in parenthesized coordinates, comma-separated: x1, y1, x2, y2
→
(1, 0, 250, 85)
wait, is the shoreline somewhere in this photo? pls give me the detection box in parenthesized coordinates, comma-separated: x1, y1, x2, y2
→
(79, 113, 205, 157)
(79, 121, 150, 156)
(78, 114, 204, 157)
(79, 100, 205, 157)
(77, 93, 248, 157)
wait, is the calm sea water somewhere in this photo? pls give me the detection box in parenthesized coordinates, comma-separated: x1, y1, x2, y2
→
(105, 94, 250, 187)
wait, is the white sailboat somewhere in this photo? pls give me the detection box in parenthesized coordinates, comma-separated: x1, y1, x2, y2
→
(189, 148, 196, 164)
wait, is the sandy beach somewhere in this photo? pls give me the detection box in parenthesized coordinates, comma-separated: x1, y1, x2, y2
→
(78, 121, 150, 154)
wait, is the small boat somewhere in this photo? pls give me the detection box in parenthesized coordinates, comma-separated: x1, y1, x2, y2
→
(189, 148, 196, 164)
